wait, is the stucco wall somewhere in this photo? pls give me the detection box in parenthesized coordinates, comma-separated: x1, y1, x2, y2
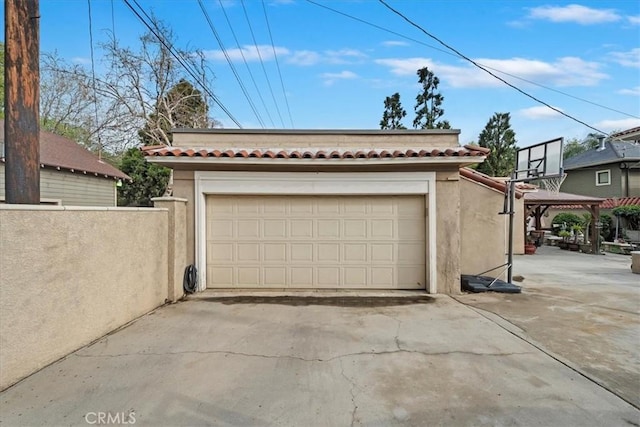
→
(460, 177, 508, 277)
(173, 170, 196, 264)
(435, 170, 461, 294)
(172, 129, 461, 149)
(0, 206, 169, 390)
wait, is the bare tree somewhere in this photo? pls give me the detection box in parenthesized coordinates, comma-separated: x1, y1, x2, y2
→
(100, 19, 215, 148)
(38, 17, 218, 156)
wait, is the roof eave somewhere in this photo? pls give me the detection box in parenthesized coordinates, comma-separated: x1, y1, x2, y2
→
(145, 156, 486, 167)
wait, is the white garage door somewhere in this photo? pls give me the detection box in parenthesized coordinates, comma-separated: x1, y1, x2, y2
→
(205, 195, 426, 289)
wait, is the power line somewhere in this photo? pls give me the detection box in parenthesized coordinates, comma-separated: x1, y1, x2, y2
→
(261, 0, 294, 128)
(304, 0, 638, 121)
(198, 0, 265, 128)
(87, 0, 103, 159)
(240, 0, 285, 128)
(123, 0, 242, 128)
(377, 0, 610, 136)
(218, 0, 275, 127)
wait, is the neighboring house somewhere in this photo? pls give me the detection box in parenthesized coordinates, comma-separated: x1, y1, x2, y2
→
(561, 126, 640, 199)
(143, 129, 488, 294)
(0, 122, 129, 206)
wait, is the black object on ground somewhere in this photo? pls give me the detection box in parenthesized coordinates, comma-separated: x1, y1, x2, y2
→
(183, 265, 198, 294)
(461, 275, 522, 293)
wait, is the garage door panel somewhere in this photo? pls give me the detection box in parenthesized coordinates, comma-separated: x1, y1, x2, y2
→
(209, 219, 233, 239)
(317, 220, 340, 238)
(291, 267, 313, 287)
(209, 243, 234, 262)
(206, 195, 426, 289)
(344, 243, 367, 262)
(237, 244, 260, 262)
(370, 219, 394, 238)
(290, 243, 313, 261)
(290, 220, 313, 238)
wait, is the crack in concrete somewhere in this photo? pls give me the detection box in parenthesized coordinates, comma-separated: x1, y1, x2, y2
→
(339, 358, 358, 427)
(379, 313, 403, 351)
(73, 348, 532, 362)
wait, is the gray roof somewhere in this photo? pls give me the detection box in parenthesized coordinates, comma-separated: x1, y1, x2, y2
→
(563, 140, 640, 170)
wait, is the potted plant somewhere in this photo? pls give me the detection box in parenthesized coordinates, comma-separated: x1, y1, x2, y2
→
(525, 235, 537, 254)
(558, 230, 571, 249)
(569, 224, 583, 251)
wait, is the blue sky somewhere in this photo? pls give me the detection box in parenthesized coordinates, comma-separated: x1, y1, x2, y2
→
(7, 1, 640, 146)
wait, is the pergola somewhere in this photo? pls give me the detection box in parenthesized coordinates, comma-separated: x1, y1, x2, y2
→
(524, 190, 604, 254)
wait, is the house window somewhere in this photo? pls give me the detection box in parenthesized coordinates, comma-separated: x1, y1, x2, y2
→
(595, 169, 610, 186)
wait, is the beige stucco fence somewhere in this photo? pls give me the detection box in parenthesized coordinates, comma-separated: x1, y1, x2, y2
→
(0, 198, 187, 390)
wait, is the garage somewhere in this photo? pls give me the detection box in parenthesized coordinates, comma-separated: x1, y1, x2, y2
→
(206, 195, 426, 289)
(143, 128, 489, 294)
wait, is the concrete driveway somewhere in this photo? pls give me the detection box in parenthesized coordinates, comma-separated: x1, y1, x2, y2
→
(457, 245, 640, 409)
(1, 288, 638, 426)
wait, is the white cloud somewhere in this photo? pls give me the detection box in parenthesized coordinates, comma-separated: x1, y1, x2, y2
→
(203, 45, 289, 62)
(374, 57, 435, 76)
(618, 86, 640, 96)
(609, 48, 640, 68)
(595, 118, 640, 132)
(381, 41, 409, 47)
(320, 70, 358, 86)
(325, 49, 367, 64)
(286, 48, 366, 66)
(519, 106, 564, 119)
(375, 56, 608, 87)
(287, 50, 322, 66)
(528, 4, 621, 25)
(628, 15, 640, 25)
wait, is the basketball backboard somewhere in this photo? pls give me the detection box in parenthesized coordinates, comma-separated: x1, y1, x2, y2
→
(515, 137, 564, 181)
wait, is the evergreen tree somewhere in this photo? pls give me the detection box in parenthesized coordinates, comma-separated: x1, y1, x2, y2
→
(476, 112, 517, 177)
(139, 79, 209, 146)
(117, 148, 170, 207)
(413, 67, 450, 129)
(119, 79, 207, 206)
(562, 133, 606, 160)
(380, 92, 407, 129)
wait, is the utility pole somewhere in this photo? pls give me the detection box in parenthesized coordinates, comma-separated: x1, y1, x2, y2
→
(4, 0, 40, 204)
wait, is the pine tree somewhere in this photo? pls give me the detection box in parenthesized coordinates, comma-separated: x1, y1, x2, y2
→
(476, 112, 517, 177)
(413, 67, 450, 129)
(380, 92, 407, 129)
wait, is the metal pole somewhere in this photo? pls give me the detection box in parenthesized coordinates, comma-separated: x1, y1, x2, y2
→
(507, 178, 516, 283)
(4, 0, 40, 204)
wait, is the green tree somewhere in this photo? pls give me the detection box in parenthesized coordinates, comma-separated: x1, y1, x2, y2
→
(117, 148, 170, 207)
(476, 112, 517, 177)
(379, 92, 407, 129)
(413, 67, 450, 129)
(563, 133, 605, 160)
(118, 79, 209, 206)
(139, 79, 209, 146)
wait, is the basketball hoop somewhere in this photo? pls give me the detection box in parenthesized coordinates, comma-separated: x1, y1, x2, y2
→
(537, 173, 567, 194)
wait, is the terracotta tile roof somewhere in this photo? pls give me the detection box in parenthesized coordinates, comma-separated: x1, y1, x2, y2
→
(459, 167, 523, 198)
(600, 197, 640, 209)
(0, 122, 129, 180)
(546, 197, 639, 210)
(141, 144, 488, 159)
(525, 190, 604, 206)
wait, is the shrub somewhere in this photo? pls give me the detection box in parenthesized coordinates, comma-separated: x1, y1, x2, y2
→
(599, 214, 614, 241)
(552, 212, 582, 232)
(612, 205, 640, 230)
